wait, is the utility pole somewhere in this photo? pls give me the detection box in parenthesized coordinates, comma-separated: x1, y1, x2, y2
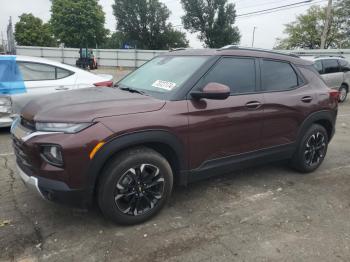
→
(321, 0, 332, 49)
(252, 26, 257, 47)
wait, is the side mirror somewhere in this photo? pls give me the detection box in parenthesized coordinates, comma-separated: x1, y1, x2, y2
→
(191, 82, 230, 100)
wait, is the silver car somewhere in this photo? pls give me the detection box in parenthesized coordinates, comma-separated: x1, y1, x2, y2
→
(311, 56, 350, 102)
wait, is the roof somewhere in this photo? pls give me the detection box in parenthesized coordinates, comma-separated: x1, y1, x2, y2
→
(0, 55, 83, 72)
(163, 47, 313, 66)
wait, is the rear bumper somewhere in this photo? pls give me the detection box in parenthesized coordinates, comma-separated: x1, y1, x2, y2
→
(16, 163, 91, 207)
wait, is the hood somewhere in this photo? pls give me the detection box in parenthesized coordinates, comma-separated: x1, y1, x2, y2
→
(21, 87, 166, 123)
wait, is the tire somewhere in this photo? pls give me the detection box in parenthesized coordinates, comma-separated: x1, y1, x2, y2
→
(291, 124, 329, 173)
(339, 85, 348, 103)
(98, 147, 173, 225)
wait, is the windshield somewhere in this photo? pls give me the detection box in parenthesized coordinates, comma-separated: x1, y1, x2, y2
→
(118, 56, 209, 98)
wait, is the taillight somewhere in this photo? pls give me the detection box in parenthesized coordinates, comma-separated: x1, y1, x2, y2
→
(329, 89, 340, 100)
(94, 81, 113, 87)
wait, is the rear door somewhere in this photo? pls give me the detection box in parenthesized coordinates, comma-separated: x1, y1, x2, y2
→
(260, 59, 316, 148)
(321, 59, 343, 89)
(187, 56, 264, 169)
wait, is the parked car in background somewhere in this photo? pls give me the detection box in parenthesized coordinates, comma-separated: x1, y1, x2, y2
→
(304, 56, 350, 103)
(11, 47, 338, 225)
(0, 55, 113, 127)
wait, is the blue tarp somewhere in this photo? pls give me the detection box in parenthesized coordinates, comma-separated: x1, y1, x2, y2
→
(0, 56, 26, 95)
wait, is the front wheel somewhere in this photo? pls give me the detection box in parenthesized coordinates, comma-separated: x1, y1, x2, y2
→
(98, 147, 173, 225)
(339, 85, 348, 103)
(291, 124, 328, 173)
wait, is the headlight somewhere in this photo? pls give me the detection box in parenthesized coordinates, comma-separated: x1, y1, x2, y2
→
(35, 122, 93, 133)
(40, 144, 63, 167)
(0, 96, 12, 114)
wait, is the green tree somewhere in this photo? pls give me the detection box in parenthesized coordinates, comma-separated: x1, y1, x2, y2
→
(163, 29, 189, 49)
(180, 0, 240, 48)
(14, 13, 56, 47)
(100, 32, 126, 49)
(275, 5, 350, 49)
(112, 0, 189, 50)
(50, 0, 108, 48)
(335, 0, 350, 44)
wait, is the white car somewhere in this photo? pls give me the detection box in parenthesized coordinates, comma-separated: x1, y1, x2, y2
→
(0, 55, 113, 127)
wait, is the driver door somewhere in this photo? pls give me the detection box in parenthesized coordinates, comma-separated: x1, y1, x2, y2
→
(187, 57, 264, 169)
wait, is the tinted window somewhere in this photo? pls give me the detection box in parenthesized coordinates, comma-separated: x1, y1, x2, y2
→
(339, 59, 350, 72)
(261, 60, 298, 91)
(200, 57, 256, 94)
(18, 62, 56, 81)
(57, 67, 72, 79)
(314, 60, 323, 74)
(322, 59, 340, 74)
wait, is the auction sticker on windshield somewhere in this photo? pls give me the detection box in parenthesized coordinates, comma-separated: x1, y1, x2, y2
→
(152, 80, 176, 91)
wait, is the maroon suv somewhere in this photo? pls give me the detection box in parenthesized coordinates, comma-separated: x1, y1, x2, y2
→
(11, 47, 339, 225)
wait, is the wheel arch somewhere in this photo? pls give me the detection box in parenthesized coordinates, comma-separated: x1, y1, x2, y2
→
(86, 130, 187, 197)
(297, 110, 336, 144)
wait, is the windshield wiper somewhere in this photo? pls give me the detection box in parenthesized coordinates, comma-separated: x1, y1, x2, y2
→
(119, 86, 147, 95)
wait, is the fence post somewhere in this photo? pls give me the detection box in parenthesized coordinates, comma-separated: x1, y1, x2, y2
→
(135, 49, 138, 68)
(40, 47, 43, 57)
(61, 46, 64, 63)
(116, 50, 119, 68)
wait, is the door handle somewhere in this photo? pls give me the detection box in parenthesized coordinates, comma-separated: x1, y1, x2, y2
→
(55, 86, 69, 91)
(301, 96, 313, 103)
(245, 101, 262, 109)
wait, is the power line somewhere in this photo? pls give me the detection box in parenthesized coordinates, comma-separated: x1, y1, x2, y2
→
(237, 0, 298, 10)
(237, 0, 326, 18)
(237, 0, 314, 17)
(170, 0, 326, 26)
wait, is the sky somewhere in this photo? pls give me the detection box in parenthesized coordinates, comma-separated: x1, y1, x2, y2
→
(0, 0, 328, 49)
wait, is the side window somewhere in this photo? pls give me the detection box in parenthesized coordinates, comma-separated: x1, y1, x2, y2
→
(261, 60, 299, 91)
(313, 60, 323, 74)
(56, 67, 73, 79)
(322, 59, 340, 74)
(18, 62, 56, 81)
(339, 59, 350, 72)
(200, 57, 256, 94)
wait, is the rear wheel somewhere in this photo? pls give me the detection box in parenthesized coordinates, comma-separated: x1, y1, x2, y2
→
(291, 124, 328, 173)
(339, 85, 348, 103)
(98, 147, 173, 225)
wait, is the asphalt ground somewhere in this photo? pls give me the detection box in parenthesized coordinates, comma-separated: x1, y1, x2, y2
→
(0, 76, 350, 261)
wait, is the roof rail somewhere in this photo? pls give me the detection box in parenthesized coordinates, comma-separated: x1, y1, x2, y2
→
(169, 48, 188, 52)
(314, 55, 346, 59)
(218, 45, 300, 58)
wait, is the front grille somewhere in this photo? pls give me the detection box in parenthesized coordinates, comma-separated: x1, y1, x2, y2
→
(20, 117, 35, 131)
(12, 135, 33, 169)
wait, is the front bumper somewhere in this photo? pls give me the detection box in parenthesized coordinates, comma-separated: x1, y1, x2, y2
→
(16, 162, 91, 207)
(11, 119, 113, 208)
(16, 163, 46, 200)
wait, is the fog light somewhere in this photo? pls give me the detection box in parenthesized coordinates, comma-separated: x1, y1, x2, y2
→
(41, 145, 63, 167)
